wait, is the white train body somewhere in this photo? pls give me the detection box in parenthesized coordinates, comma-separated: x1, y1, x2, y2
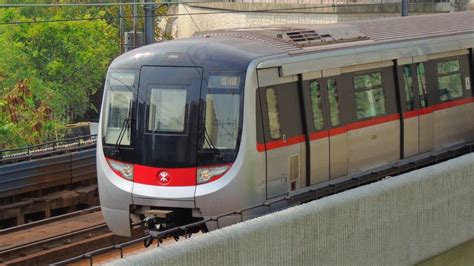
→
(97, 12, 474, 236)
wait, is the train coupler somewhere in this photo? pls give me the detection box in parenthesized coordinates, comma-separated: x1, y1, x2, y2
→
(142, 210, 173, 247)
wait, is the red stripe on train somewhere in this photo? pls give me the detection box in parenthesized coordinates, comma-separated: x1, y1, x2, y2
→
(258, 97, 474, 152)
(134, 164, 197, 186)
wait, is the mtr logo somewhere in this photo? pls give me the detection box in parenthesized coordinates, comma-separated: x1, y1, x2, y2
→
(157, 170, 171, 185)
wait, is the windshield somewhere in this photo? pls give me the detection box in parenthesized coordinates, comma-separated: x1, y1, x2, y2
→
(198, 73, 244, 166)
(204, 93, 240, 149)
(148, 86, 188, 133)
(102, 70, 137, 146)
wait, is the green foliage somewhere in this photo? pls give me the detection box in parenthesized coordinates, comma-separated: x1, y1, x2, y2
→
(0, 5, 120, 149)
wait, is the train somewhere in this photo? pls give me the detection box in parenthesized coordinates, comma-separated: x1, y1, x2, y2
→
(97, 12, 474, 236)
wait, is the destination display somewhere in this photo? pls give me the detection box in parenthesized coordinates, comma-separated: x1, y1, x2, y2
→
(208, 75, 241, 89)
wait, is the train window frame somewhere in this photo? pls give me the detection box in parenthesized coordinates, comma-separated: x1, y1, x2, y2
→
(266, 87, 282, 140)
(147, 86, 188, 134)
(326, 78, 341, 127)
(352, 71, 387, 120)
(309, 80, 325, 131)
(103, 90, 133, 146)
(436, 59, 464, 102)
(416, 63, 429, 108)
(202, 89, 241, 150)
(402, 65, 415, 111)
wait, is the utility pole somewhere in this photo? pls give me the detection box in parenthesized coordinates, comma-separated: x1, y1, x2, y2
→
(119, 0, 124, 53)
(401, 0, 408, 17)
(133, 0, 137, 49)
(144, 0, 155, 45)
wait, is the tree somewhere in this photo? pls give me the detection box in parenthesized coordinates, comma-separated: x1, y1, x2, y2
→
(0, 5, 120, 148)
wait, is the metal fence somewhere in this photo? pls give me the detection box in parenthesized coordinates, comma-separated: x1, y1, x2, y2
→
(0, 135, 97, 165)
(233, 0, 450, 3)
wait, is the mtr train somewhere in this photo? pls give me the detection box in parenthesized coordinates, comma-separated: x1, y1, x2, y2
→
(97, 12, 474, 236)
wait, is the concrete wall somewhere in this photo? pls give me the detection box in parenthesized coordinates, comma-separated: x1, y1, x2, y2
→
(159, 2, 451, 39)
(111, 153, 474, 265)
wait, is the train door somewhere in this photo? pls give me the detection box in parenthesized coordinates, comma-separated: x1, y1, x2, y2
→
(345, 65, 400, 172)
(258, 79, 306, 199)
(302, 73, 348, 182)
(431, 53, 473, 148)
(414, 61, 434, 153)
(322, 74, 349, 179)
(398, 62, 420, 158)
(301, 77, 329, 185)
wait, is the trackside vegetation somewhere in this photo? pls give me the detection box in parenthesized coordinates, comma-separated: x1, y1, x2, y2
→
(0, 3, 120, 149)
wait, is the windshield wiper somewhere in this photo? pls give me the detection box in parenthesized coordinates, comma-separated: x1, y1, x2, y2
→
(204, 129, 224, 160)
(111, 100, 132, 156)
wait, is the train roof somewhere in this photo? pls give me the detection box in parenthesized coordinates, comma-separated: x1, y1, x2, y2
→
(111, 12, 473, 70)
(195, 11, 474, 53)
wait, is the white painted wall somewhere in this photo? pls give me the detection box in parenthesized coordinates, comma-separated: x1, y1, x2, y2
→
(111, 153, 474, 265)
(162, 4, 402, 39)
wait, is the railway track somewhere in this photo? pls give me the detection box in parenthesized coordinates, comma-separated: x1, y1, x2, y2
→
(0, 207, 144, 265)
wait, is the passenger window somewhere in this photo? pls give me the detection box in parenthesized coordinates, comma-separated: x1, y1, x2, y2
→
(310, 81, 324, 130)
(437, 59, 463, 102)
(327, 78, 340, 126)
(353, 72, 386, 119)
(402, 65, 415, 111)
(417, 63, 428, 107)
(266, 88, 281, 139)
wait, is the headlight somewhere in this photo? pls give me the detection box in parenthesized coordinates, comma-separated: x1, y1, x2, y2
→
(197, 165, 230, 184)
(106, 158, 134, 180)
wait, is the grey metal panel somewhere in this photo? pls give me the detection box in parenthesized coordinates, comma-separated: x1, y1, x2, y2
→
(132, 197, 195, 209)
(297, 143, 306, 189)
(96, 141, 133, 212)
(459, 38, 474, 49)
(258, 34, 474, 75)
(257, 68, 297, 87)
(101, 206, 131, 237)
(403, 117, 419, 158)
(195, 56, 276, 220)
(309, 138, 329, 185)
(302, 71, 322, 81)
(329, 133, 348, 179)
(348, 121, 400, 173)
(132, 182, 195, 201)
(427, 49, 469, 60)
(419, 113, 434, 153)
(266, 145, 301, 199)
(433, 104, 473, 148)
(471, 103, 474, 141)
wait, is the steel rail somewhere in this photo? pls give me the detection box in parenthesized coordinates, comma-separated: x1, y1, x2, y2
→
(0, 223, 108, 258)
(52, 140, 474, 266)
(0, 206, 101, 235)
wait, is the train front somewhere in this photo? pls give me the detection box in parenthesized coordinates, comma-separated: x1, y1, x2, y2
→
(97, 40, 250, 236)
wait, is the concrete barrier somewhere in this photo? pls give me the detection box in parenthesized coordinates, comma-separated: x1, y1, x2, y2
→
(111, 154, 474, 265)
